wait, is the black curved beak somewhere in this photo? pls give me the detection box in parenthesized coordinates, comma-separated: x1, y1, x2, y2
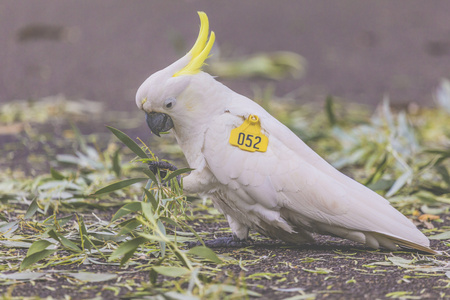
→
(145, 112, 174, 137)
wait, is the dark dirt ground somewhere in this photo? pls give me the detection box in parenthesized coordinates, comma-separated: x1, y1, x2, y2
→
(2, 203, 449, 300)
(2, 1, 450, 299)
(1, 120, 449, 299)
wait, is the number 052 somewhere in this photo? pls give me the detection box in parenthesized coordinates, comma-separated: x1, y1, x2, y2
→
(236, 133, 262, 149)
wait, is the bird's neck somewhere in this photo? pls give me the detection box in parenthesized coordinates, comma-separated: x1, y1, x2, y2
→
(173, 76, 231, 169)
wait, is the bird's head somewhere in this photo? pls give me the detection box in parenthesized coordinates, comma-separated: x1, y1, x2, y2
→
(136, 11, 220, 137)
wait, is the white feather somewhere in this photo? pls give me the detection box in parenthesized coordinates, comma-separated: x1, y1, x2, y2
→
(136, 45, 436, 254)
(197, 95, 434, 253)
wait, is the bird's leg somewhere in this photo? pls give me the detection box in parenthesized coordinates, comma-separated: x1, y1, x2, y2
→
(188, 234, 252, 248)
(148, 160, 180, 185)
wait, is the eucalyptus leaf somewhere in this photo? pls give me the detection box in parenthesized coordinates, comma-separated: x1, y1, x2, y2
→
(163, 291, 202, 300)
(56, 154, 82, 165)
(429, 231, 450, 240)
(47, 229, 81, 252)
(20, 250, 57, 270)
(142, 168, 158, 183)
(107, 126, 149, 159)
(117, 218, 142, 236)
(112, 148, 122, 178)
(111, 202, 142, 222)
(65, 272, 117, 282)
(141, 202, 154, 223)
(24, 199, 39, 220)
(157, 219, 166, 257)
(385, 170, 412, 197)
(159, 217, 180, 229)
(138, 233, 166, 243)
(143, 187, 158, 211)
(0, 240, 32, 248)
(0, 221, 19, 234)
(420, 205, 446, 215)
(204, 284, 262, 297)
(27, 240, 54, 256)
(50, 168, 66, 180)
(325, 95, 337, 126)
(92, 178, 147, 195)
(0, 272, 46, 281)
(108, 236, 146, 262)
(152, 266, 190, 277)
(165, 168, 193, 182)
(188, 246, 222, 264)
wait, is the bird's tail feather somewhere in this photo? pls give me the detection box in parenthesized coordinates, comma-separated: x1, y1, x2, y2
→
(313, 223, 439, 254)
(373, 232, 439, 255)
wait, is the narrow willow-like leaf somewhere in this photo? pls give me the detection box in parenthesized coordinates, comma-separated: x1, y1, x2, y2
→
(157, 219, 166, 257)
(137, 233, 166, 242)
(27, 240, 53, 256)
(149, 268, 158, 285)
(158, 217, 180, 229)
(111, 202, 142, 222)
(90, 232, 128, 243)
(56, 154, 81, 165)
(152, 266, 190, 277)
(179, 220, 205, 247)
(20, 250, 57, 270)
(24, 199, 39, 220)
(142, 188, 158, 211)
(92, 178, 147, 195)
(56, 215, 74, 227)
(164, 168, 193, 182)
(142, 168, 158, 183)
(50, 168, 66, 180)
(117, 219, 142, 236)
(188, 246, 222, 264)
(436, 165, 450, 184)
(112, 148, 121, 178)
(58, 234, 82, 252)
(0, 221, 19, 234)
(141, 202, 155, 223)
(66, 272, 118, 282)
(109, 236, 146, 262)
(173, 248, 192, 269)
(364, 153, 388, 186)
(48, 230, 81, 252)
(325, 95, 337, 126)
(0, 241, 32, 248)
(0, 272, 46, 281)
(77, 214, 94, 251)
(120, 249, 136, 266)
(204, 285, 262, 297)
(429, 231, 450, 240)
(70, 122, 87, 153)
(386, 171, 412, 197)
(107, 126, 148, 159)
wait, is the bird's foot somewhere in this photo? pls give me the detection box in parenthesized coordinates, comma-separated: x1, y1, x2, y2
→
(148, 161, 180, 184)
(148, 160, 178, 177)
(188, 235, 252, 248)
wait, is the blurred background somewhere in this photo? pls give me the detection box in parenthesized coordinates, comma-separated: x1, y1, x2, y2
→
(2, 0, 450, 112)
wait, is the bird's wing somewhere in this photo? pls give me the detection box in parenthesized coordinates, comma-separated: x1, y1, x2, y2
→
(202, 105, 433, 252)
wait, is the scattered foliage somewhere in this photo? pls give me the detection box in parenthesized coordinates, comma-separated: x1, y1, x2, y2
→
(1, 79, 450, 299)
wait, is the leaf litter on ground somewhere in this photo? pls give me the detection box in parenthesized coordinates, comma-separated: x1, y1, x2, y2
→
(0, 80, 450, 299)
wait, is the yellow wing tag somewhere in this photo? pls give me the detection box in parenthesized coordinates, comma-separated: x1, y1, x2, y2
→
(229, 115, 268, 152)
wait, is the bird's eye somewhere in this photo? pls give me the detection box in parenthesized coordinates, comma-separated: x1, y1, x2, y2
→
(164, 97, 176, 109)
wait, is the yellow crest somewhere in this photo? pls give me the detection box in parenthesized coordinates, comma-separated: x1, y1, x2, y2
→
(173, 12, 215, 77)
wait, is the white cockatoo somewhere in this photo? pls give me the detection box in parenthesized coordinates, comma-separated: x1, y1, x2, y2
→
(136, 12, 436, 254)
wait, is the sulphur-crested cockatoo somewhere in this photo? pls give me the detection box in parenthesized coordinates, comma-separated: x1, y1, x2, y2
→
(136, 12, 436, 254)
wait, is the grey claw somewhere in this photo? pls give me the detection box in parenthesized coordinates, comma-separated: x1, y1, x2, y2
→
(148, 161, 181, 185)
(187, 236, 252, 248)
